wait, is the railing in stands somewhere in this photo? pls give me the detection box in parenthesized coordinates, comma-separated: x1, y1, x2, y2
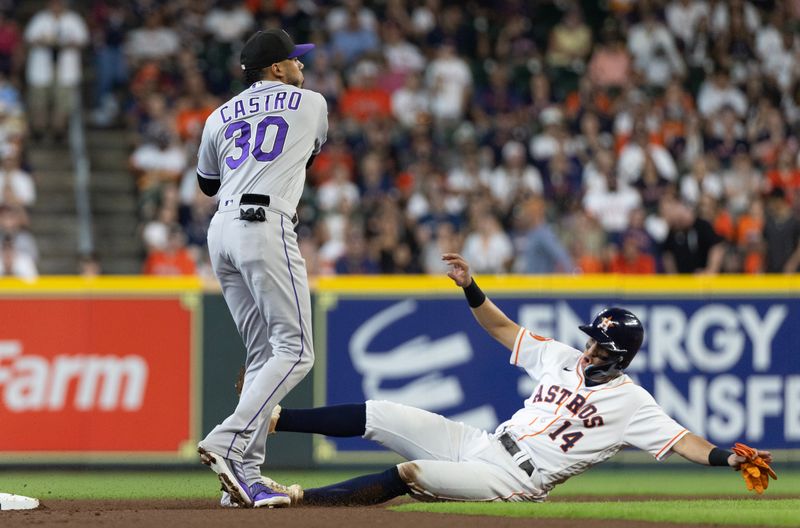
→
(68, 87, 93, 257)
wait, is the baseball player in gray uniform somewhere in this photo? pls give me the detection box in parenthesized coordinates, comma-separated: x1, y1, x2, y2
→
(195, 28, 327, 508)
(253, 253, 775, 505)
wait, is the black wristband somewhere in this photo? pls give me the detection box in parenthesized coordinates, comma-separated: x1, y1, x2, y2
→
(463, 278, 486, 308)
(708, 447, 733, 467)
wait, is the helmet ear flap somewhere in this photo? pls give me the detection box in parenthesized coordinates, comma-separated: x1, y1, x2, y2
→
(613, 351, 628, 369)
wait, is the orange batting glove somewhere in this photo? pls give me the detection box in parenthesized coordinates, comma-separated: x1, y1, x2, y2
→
(732, 442, 777, 494)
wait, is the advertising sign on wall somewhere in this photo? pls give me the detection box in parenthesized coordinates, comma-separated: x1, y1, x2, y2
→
(317, 282, 800, 462)
(0, 294, 198, 459)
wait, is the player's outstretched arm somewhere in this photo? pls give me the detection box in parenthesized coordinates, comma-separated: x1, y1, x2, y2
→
(672, 433, 777, 494)
(671, 433, 773, 467)
(442, 253, 520, 350)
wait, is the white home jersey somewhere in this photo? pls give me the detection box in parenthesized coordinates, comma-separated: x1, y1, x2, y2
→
(496, 328, 688, 491)
(197, 80, 328, 207)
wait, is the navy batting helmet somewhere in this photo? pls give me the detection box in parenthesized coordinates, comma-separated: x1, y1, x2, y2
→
(578, 307, 643, 369)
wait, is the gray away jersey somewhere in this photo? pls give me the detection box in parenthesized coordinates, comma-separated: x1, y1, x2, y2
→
(197, 80, 328, 207)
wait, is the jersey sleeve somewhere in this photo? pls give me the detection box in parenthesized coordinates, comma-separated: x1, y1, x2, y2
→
(508, 327, 554, 374)
(623, 390, 689, 461)
(197, 115, 221, 182)
(313, 93, 329, 155)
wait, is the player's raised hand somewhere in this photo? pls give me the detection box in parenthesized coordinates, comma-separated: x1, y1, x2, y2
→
(442, 253, 472, 287)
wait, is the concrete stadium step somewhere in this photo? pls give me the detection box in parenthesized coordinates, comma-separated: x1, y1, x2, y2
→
(33, 169, 78, 191)
(94, 237, 144, 253)
(29, 215, 79, 234)
(99, 258, 143, 274)
(85, 126, 143, 275)
(38, 257, 81, 275)
(93, 219, 139, 235)
(91, 149, 130, 171)
(92, 171, 136, 191)
(30, 198, 78, 215)
(35, 188, 76, 202)
(91, 196, 137, 214)
(85, 129, 133, 148)
(33, 235, 79, 253)
(27, 146, 73, 167)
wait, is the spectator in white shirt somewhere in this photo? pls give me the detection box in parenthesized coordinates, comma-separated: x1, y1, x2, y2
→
(627, 7, 685, 87)
(447, 149, 490, 195)
(485, 141, 543, 209)
(461, 212, 514, 273)
(383, 22, 425, 77)
(760, 27, 798, 92)
(711, 0, 761, 36)
(391, 73, 430, 129)
(583, 165, 642, 234)
(0, 204, 38, 263)
(529, 106, 576, 163)
(0, 148, 35, 207)
(125, 10, 179, 64)
(697, 67, 747, 118)
(130, 130, 187, 215)
(582, 148, 618, 195)
(24, 0, 89, 141)
(721, 152, 762, 215)
(0, 235, 37, 279)
(665, 0, 709, 48)
(425, 42, 472, 123)
(326, 0, 377, 34)
(680, 156, 724, 207)
(318, 164, 360, 213)
(203, 0, 254, 44)
(618, 125, 678, 186)
(755, 10, 784, 64)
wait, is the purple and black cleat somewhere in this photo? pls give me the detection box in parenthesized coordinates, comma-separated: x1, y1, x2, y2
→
(249, 481, 291, 508)
(198, 445, 254, 508)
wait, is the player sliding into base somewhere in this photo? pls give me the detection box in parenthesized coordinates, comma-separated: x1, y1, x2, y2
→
(247, 253, 777, 506)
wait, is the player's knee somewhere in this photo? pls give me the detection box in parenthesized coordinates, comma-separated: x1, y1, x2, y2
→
(397, 462, 420, 487)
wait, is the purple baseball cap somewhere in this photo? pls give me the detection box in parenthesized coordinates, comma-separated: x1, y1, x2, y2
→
(240, 29, 314, 70)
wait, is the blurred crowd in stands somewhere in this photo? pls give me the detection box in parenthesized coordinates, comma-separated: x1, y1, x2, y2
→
(28, 0, 800, 276)
(0, 2, 39, 278)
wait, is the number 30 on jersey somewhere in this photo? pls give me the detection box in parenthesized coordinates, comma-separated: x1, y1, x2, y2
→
(225, 116, 288, 169)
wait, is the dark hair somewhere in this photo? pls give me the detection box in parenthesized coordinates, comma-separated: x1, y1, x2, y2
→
(244, 68, 265, 85)
(769, 187, 786, 201)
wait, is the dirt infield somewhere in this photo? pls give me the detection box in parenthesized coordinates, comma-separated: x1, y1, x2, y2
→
(0, 498, 774, 528)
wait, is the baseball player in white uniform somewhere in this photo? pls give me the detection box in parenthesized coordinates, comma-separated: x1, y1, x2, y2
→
(255, 253, 774, 505)
(195, 29, 327, 508)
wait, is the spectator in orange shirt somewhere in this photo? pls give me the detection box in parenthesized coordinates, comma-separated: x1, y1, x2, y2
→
(571, 237, 605, 273)
(339, 61, 392, 123)
(698, 194, 735, 242)
(766, 147, 800, 204)
(174, 73, 217, 142)
(143, 225, 197, 275)
(736, 199, 765, 274)
(609, 233, 656, 274)
(658, 80, 695, 156)
(308, 131, 355, 187)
